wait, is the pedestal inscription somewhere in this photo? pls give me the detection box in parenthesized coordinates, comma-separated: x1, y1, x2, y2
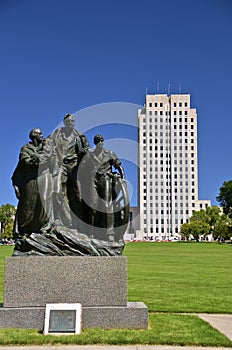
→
(49, 310, 76, 332)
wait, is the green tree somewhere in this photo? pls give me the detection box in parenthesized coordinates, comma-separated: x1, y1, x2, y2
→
(191, 209, 210, 224)
(213, 214, 232, 240)
(180, 219, 211, 242)
(0, 204, 16, 234)
(180, 222, 190, 240)
(188, 220, 211, 241)
(217, 180, 232, 217)
(2, 222, 14, 239)
(180, 205, 231, 242)
(205, 206, 221, 235)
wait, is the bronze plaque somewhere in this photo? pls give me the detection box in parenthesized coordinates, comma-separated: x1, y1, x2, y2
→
(48, 310, 76, 333)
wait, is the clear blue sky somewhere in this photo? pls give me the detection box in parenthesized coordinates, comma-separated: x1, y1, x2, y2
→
(0, 0, 232, 207)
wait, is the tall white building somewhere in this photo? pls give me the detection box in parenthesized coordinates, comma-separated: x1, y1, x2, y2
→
(138, 94, 210, 239)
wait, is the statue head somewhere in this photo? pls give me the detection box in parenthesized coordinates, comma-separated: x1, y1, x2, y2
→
(94, 134, 104, 145)
(29, 128, 43, 142)
(63, 113, 75, 129)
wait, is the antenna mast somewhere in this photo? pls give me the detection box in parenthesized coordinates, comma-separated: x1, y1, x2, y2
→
(157, 82, 159, 93)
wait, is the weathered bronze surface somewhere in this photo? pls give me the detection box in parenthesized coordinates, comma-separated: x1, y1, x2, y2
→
(12, 116, 129, 256)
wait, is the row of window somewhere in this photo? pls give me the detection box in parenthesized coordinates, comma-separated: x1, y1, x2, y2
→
(142, 167, 196, 175)
(142, 139, 195, 145)
(143, 181, 195, 186)
(148, 110, 190, 116)
(142, 169, 195, 178)
(144, 227, 179, 234)
(174, 117, 194, 123)
(143, 118, 195, 125)
(142, 193, 195, 199)
(143, 192, 196, 198)
(143, 157, 194, 165)
(144, 187, 196, 193)
(143, 146, 195, 157)
(142, 132, 195, 140)
(143, 153, 195, 161)
(143, 202, 191, 209)
(148, 102, 188, 108)
(142, 117, 195, 123)
(142, 144, 195, 152)
(142, 174, 195, 180)
(143, 125, 195, 132)
(148, 110, 169, 116)
(144, 216, 189, 225)
(142, 135, 195, 142)
(143, 202, 196, 208)
(173, 125, 194, 130)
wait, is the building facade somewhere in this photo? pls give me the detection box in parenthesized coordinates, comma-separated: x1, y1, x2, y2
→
(137, 94, 210, 239)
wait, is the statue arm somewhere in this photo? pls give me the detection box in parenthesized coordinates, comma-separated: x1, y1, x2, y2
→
(111, 152, 125, 179)
(79, 134, 91, 154)
(11, 163, 23, 199)
(117, 164, 125, 179)
(20, 145, 39, 166)
(114, 161, 125, 179)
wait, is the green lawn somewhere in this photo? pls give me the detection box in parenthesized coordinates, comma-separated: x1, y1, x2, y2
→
(0, 313, 231, 347)
(0, 242, 232, 347)
(0, 245, 13, 304)
(124, 242, 232, 313)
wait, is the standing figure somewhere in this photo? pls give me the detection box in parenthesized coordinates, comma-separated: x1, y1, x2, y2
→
(48, 113, 90, 228)
(12, 128, 52, 237)
(81, 134, 126, 242)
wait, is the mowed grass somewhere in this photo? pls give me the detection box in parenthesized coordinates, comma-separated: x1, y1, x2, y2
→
(0, 245, 13, 304)
(124, 242, 232, 313)
(0, 314, 231, 347)
(1, 243, 232, 312)
(0, 243, 232, 347)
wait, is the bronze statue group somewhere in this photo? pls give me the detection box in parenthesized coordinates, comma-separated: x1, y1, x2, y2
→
(11, 114, 129, 256)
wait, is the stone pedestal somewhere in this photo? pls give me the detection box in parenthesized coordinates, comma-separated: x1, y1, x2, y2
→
(0, 256, 148, 330)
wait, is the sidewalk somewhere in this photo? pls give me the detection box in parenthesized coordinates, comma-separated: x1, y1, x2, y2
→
(198, 313, 232, 341)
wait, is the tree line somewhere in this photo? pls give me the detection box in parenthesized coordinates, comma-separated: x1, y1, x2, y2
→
(181, 180, 232, 241)
(1, 180, 232, 241)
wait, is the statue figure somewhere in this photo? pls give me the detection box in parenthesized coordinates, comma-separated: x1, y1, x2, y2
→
(12, 128, 52, 237)
(47, 113, 90, 228)
(12, 121, 129, 256)
(79, 134, 129, 243)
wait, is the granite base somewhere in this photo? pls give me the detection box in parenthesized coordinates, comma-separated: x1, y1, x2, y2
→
(2, 256, 148, 329)
(4, 256, 127, 307)
(0, 302, 148, 330)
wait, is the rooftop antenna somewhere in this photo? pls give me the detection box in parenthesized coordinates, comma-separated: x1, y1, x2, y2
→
(157, 82, 160, 93)
(179, 83, 182, 94)
(145, 87, 148, 96)
(168, 82, 171, 96)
